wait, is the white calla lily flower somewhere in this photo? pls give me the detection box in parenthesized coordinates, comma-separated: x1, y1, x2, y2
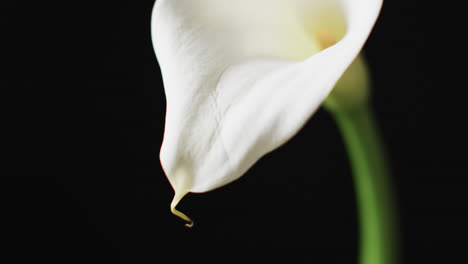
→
(151, 0, 382, 225)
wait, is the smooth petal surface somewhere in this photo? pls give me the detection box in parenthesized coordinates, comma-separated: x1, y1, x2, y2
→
(151, 0, 382, 202)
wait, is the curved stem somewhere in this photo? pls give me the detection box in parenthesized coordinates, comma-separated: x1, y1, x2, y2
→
(328, 104, 399, 264)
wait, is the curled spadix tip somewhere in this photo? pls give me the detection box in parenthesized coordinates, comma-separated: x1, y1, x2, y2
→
(171, 206, 194, 228)
(170, 190, 194, 228)
(185, 220, 194, 228)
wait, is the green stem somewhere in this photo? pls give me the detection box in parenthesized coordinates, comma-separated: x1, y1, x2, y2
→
(329, 104, 398, 264)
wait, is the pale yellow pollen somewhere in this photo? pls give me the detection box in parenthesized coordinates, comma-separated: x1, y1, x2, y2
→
(316, 28, 337, 50)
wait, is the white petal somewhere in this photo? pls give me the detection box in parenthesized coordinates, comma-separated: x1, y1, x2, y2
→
(151, 0, 382, 199)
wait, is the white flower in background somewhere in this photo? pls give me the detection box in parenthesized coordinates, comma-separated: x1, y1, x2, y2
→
(151, 0, 382, 225)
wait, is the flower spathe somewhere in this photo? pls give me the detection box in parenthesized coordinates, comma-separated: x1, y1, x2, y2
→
(151, 0, 382, 224)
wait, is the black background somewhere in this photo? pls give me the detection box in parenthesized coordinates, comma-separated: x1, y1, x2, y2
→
(6, 1, 467, 263)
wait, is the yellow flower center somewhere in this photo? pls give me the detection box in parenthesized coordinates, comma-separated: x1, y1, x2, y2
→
(316, 28, 338, 50)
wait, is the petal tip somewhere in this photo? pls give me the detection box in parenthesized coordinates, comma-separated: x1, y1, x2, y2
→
(170, 190, 194, 228)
